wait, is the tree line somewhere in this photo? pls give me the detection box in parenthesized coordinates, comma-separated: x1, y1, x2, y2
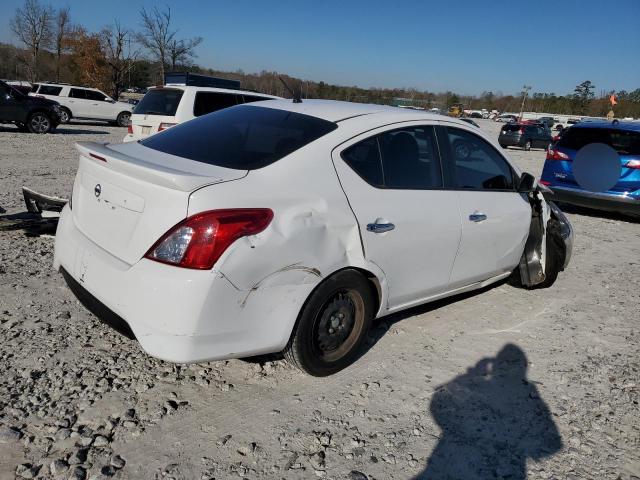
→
(3, 0, 640, 118)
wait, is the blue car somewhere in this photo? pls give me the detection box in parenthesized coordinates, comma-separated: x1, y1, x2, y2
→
(541, 120, 640, 217)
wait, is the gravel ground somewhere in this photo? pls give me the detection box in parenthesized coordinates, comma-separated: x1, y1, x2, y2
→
(0, 119, 639, 480)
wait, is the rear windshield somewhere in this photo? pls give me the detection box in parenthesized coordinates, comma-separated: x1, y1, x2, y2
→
(140, 104, 338, 170)
(502, 125, 521, 132)
(558, 127, 640, 155)
(134, 89, 184, 116)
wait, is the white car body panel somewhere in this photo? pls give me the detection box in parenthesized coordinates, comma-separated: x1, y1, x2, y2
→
(54, 99, 564, 364)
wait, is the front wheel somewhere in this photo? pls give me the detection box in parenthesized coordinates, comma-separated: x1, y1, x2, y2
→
(283, 270, 375, 376)
(116, 112, 130, 127)
(524, 140, 532, 151)
(27, 112, 53, 134)
(58, 108, 71, 124)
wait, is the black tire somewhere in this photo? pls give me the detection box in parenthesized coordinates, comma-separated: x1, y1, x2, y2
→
(116, 111, 131, 127)
(500, 144, 508, 149)
(58, 107, 71, 124)
(524, 140, 532, 151)
(283, 269, 375, 376)
(26, 112, 53, 134)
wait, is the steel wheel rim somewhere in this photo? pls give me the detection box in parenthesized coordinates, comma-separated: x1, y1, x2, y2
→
(31, 115, 49, 133)
(59, 110, 69, 123)
(313, 289, 365, 363)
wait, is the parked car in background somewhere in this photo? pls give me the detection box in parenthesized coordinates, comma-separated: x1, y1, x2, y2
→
(499, 123, 552, 150)
(541, 120, 640, 217)
(30, 83, 132, 126)
(0, 79, 60, 133)
(124, 75, 279, 142)
(496, 114, 518, 123)
(54, 100, 572, 376)
(538, 116, 555, 128)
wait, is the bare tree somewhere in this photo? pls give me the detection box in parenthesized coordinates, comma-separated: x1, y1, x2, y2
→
(137, 5, 175, 81)
(168, 36, 203, 70)
(10, 0, 54, 82)
(53, 6, 70, 82)
(101, 20, 140, 99)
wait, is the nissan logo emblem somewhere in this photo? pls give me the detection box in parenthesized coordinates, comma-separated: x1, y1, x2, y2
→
(94, 184, 101, 197)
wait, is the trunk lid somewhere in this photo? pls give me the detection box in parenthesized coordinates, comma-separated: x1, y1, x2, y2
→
(72, 141, 247, 265)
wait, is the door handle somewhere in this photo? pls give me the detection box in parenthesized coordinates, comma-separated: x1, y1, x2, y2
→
(367, 222, 395, 233)
(469, 212, 487, 222)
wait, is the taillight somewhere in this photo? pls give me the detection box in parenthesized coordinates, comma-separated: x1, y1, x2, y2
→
(624, 159, 640, 169)
(540, 180, 551, 186)
(127, 121, 133, 134)
(158, 122, 177, 132)
(144, 209, 273, 270)
(546, 147, 569, 161)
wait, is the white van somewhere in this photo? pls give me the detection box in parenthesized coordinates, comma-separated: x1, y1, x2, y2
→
(123, 84, 280, 142)
(30, 83, 133, 126)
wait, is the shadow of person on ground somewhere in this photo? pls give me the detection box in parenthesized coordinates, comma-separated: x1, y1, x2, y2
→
(416, 344, 562, 479)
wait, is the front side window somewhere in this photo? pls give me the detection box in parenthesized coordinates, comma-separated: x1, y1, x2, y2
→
(444, 127, 514, 190)
(241, 94, 273, 104)
(193, 91, 239, 117)
(141, 104, 338, 170)
(341, 126, 442, 189)
(85, 90, 107, 101)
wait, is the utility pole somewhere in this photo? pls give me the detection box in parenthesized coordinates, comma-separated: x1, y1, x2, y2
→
(519, 85, 531, 121)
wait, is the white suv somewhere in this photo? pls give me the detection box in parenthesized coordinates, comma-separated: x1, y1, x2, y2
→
(30, 83, 133, 126)
(123, 85, 279, 142)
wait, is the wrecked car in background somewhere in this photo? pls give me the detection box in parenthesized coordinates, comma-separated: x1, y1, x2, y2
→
(53, 100, 573, 376)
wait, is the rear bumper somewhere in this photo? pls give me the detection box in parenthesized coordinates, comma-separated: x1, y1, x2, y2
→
(53, 206, 308, 363)
(546, 186, 640, 216)
(499, 136, 523, 147)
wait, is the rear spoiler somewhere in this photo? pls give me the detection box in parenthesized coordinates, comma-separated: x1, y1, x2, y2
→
(75, 142, 239, 192)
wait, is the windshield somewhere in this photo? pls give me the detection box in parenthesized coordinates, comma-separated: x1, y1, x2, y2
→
(134, 88, 184, 116)
(140, 104, 338, 170)
(558, 127, 640, 155)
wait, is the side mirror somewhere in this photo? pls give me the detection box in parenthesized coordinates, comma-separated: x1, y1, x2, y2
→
(517, 172, 536, 193)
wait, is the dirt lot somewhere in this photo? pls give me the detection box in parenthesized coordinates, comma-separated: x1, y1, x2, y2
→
(0, 119, 639, 480)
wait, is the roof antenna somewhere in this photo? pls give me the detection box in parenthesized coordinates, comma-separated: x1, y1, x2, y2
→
(279, 76, 302, 103)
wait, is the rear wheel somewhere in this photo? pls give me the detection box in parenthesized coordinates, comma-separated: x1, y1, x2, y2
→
(524, 140, 532, 151)
(283, 270, 375, 376)
(116, 112, 130, 127)
(27, 112, 52, 134)
(58, 108, 71, 124)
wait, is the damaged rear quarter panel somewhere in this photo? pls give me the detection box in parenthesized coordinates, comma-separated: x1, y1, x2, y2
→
(186, 134, 384, 349)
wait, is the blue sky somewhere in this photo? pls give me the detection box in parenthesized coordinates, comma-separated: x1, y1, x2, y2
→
(1, 0, 637, 96)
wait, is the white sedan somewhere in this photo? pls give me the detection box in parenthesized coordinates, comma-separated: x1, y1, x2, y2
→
(54, 100, 573, 376)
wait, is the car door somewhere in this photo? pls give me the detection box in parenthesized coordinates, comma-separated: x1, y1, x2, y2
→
(68, 88, 90, 117)
(333, 124, 462, 311)
(438, 125, 531, 288)
(84, 90, 112, 119)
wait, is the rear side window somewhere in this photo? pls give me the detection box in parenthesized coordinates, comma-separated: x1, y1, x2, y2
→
(342, 126, 442, 189)
(444, 127, 514, 190)
(38, 85, 62, 96)
(140, 105, 338, 170)
(69, 88, 86, 99)
(193, 91, 239, 117)
(134, 89, 184, 116)
(559, 127, 640, 155)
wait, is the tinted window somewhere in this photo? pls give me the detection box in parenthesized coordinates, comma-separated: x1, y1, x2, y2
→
(445, 127, 514, 190)
(38, 85, 63, 96)
(342, 137, 383, 187)
(559, 127, 640, 155)
(69, 88, 86, 99)
(502, 125, 521, 133)
(85, 90, 107, 101)
(242, 94, 273, 104)
(134, 89, 184, 116)
(342, 126, 442, 189)
(379, 126, 442, 189)
(193, 91, 239, 117)
(141, 105, 338, 170)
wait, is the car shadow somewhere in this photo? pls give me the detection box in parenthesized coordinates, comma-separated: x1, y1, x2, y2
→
(55, 127, 110, 135)
(556, 202, 639, 224)
(414, 344, 563, 479)
(0, 212, 58, 236)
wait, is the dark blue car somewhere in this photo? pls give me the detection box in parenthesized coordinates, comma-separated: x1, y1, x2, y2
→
(541, 120, 640, 217)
